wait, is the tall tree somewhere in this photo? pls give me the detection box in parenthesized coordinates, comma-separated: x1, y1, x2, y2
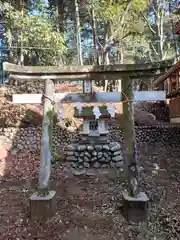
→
(48, 0, 65, 32)
(90, 0, 147, 90)
(142, 0, 177, 61)
(2, 1, 66, 65)
(74, 0, 83, 65)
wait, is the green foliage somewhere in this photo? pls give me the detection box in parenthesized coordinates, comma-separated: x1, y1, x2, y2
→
(1, 0, 178, 66)
(131, 0, 148, 12)
(93, 0, 177, 63)
(90, 0, 148, 65)
(95, 0, 148, 21)
(94, 0, 147, 40)
(142, 0, 178, 61)
(96, 1, 122, 21)
(2, 1, 66, 65)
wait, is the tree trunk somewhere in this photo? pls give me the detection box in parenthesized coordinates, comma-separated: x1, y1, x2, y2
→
(18, 1, 24, 66)
(74, 0, 83, 65)
(91, 2, 100, 65)
(152, 0, 165, 60)
(103, 21, 111, 91)
(54, 0, 64, 73)
(115, 42, 124, 91)
(56, 0, 64, 32)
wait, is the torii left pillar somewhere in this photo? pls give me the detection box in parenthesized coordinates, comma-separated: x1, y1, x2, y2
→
(122, 77, 149, 222)
(29, 79, 56, 220)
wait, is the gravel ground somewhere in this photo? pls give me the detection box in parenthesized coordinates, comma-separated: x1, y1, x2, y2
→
(0, 142, 180, 240)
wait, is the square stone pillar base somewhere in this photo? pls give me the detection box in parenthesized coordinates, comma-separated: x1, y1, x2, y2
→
(29, 190, 56, 220)
(122, 191, 149, 222)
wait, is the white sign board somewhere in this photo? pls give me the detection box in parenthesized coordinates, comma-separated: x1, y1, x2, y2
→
(12, 91, 166, 104)
(134, 91, 166, 101)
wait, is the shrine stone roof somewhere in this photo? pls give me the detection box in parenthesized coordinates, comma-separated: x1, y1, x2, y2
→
(74, 106, 115, 119)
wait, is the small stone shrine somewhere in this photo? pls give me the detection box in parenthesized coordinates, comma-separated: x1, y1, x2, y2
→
(66, 105, 124, 169)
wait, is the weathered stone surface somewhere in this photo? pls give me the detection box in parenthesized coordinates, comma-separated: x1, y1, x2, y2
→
(67, 156, 77, 161)
(29, 190, 56, 220)
(103, 145, 110, 150)
(2, 124, 180, 170)
(99, 157, 106, 163)
(84, 156, 89, 162)
(92, 151, 97, 156)
(109, 142, 117, 148)
(93, 162, 101, 168)
(85, 152, 91, 158)
(11, 148, 18, 156)
(71, 162, 77, 168)
(115, 161, 123, 168)
(87, 145, 94, 152)
(78, 158, 84, 163)
(84, 162, 90, 168)
(122, 191, 149, 222)
(110, 161, 116, 168)
(106, 156, 111, 162)
(67, 151, 74, 156)
(74, 152, 79, 157)
(112, 155, 123, 162)
(1, 124, 180, 156)
(113, 151, 122, 156)
(72, 169, 86, 176)
(102, 164, 108, 168)
(95, 145, 103, 151)
(103, 152, 109, 158)
(78, 165, 84, 169)
(17, 144, 24, 151)
(67, 145, 76, 151)
(77, 145, 86, 151)
(111, 143, 121, 152)
(65, 141, 123, 169)
(90, 157, 97, 162)
(6, 61, 170, 75)
(97, 152, 103, 159)
(79, 152, 84, 157)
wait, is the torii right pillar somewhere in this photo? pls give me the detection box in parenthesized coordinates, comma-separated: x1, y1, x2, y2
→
(121, 77, 149, 223)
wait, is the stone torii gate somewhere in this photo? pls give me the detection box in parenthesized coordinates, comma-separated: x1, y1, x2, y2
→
(3, 61, 170, 221)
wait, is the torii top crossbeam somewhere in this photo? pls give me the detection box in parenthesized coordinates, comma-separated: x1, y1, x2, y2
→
(3, 60, 174, 81)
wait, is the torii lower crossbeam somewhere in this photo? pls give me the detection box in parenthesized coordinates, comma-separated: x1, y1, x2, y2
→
(12, 91, 166, 104)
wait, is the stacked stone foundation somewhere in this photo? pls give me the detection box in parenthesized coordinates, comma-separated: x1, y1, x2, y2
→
(66, 142, 124, 169)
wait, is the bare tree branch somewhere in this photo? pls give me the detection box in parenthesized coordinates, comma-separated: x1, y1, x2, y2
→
(141, 13, 156, 34)
(150, 41, 159, 55)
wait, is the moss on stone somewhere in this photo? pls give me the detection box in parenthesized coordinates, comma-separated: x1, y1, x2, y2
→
(47, 109, 53, 153)
(74, 106, 111, 118)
